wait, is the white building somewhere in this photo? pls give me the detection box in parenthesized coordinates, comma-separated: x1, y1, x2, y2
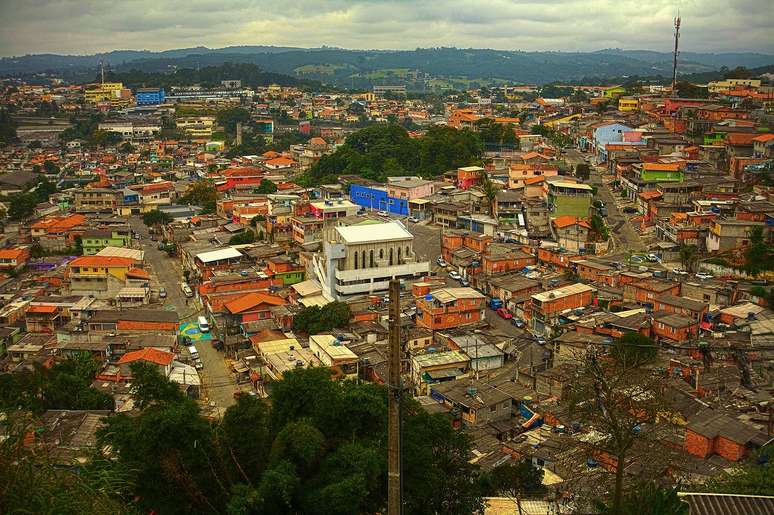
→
(312, 221, 429, 299)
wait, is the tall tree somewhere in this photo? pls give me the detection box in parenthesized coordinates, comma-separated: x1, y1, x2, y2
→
(566, 335, 673, 514)
(476, 169, 499, 216)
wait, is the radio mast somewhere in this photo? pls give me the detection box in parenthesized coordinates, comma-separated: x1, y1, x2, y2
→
(671, 13, 681, 95)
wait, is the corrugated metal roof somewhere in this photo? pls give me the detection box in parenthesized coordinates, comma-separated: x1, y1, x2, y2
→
(678, 493, 774, 515)
(196, 247, 243, 263)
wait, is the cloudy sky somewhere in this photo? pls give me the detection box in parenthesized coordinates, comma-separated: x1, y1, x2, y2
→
(0, 0, 772, 56)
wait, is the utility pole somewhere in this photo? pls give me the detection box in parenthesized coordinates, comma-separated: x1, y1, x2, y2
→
(387, 279, 402, 515)
(671, 13, 681, 95)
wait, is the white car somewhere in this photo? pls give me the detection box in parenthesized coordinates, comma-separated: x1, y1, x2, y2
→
(408, 216, 420, 223)
(646, 253, 659, 262)
(672, 268, 689, 276)
(695, 272, 713, 280)
(181, 282, 194, 297)
(436, 257, 448, 267)
(448, 271, 462, 281)
(377, 210, 390, 217)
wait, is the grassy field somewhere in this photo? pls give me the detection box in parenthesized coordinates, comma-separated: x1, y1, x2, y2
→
(294, 63, 354, 75)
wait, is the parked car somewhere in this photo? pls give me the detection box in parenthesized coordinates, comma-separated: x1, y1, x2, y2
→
(408, 216, 420, 223)
(496, 307, 513, 319)
(356, 208, 367, 215)
(448, 271, 462, 281)
(536, 336, 547, 346)
(695, 272, 714, 280)
(159, 287, 167, 299)
(629, 255, 644, 264)
(181, 282, 193, 297)
(460, 278, 470, 287)
(436, 257, 447, 267)
(646, 253, 659, 262)
(489, 298, 503, 310)
(622, 206, 638, 214)
(194, 360, 204, 370)
(511, 318, 525, 328)
(377, 210, 389, 217)
(211, 339, 223, 350)
(672, 268, 689, 276)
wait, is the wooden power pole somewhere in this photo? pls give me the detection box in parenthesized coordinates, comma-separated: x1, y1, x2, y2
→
(387, 279, 402, 515)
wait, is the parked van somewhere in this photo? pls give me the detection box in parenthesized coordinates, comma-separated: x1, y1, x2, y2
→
(188, 345, 199, 359)
(197, 316, 210, 333)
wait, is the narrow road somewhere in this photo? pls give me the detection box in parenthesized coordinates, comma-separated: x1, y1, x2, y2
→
(130, 217, 236, 409)
(564, 149, 645, 256)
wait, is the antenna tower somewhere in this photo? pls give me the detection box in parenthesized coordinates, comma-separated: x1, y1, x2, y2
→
(671, 13, 681, 95)
(100, 59, 105, 85)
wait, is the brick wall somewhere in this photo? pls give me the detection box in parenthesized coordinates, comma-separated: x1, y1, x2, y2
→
(684, 429, 712, 458)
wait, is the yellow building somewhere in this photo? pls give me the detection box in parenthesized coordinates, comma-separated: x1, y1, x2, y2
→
(176, 116, 216, 138)
(707, 78, 762, 93)
(67, 255, 137, 281)
(84, 82, 132, 108)
(603, 85, 626, 98)
(618, 97, 639, 111)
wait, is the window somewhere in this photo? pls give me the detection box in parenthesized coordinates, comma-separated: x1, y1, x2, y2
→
(362, 251, 366, 269)
(380, 249, 384, 259)
(490, 406, 497, 412)
(354, 253, 358, 269)
(370, 250, 374, 267)
(389, 248, 393, 266)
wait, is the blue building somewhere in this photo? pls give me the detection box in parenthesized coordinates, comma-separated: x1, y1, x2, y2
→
(349, 183, 409, 216)
(135, 88, 166, 106)
(592, 123, 633, 162)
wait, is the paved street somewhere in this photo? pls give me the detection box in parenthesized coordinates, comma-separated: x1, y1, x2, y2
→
(405, 219, 442, 263)
(129, 217, 236, 409)
(563, 149, 646, 256)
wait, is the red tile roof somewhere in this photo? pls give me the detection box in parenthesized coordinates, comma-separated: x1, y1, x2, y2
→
(118, 348, 175, 366)
(0, 248, 27, 260)
(752, 133, 774, 143)
(725, 133, 757, 146)
(553, 216, 591, 229)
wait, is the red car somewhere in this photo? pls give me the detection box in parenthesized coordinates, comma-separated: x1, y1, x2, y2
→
(496, 307, 513, 319)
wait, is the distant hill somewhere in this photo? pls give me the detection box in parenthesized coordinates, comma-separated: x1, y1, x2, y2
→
(2, 46, 772, 87)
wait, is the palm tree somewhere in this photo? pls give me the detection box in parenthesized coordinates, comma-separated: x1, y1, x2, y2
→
(476, 170, 498, 217)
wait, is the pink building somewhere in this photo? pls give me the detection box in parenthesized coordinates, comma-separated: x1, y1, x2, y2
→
(387, 177, 435, 200)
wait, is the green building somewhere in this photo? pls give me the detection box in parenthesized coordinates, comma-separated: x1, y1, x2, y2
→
(639, 164, 684, 183)
(274, 269, 306, 286)
(548, 181, 593, 218)
(82, 228, 132, 255)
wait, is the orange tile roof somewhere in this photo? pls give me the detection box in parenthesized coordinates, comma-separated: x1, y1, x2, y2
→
(126, 268, 150, 279)
(520, 152, 549, 161)
(642, 162, 681, 172)
(265, 156, 296, 166)
(224, 292, 285, 314)
(553, 216, 590, 229)
(117, 348, 175, 366)
(27, 305, 58, 314)
(31, 214, 86, 232)
(752, 133, 774, 143)
(0, 248, 26, 260)
(69, 256, 136, 268)
(725, 133, 757, 146)
(639, 190, 663, 200)
(523, 176, 546, 185)
(309, 137, 327, 145)
(262, 150, 281, 159)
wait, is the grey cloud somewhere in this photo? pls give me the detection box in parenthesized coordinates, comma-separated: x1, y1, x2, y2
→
(0, 0, 771, 56)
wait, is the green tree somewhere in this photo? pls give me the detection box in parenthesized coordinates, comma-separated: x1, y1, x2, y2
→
(612, 331, 657, 367)
(567, 339, 671, 514)
(590, 214, 609, 242)
(8, 192, 38, 221)
(43, 160, 60, 174)
(487, 460, 546, 499)
(229, 229, 256, 245)
(179, 180, 218, 213)
(292, 302, 351, 334)
(679, 245, 699, 273)
(256, 179, 278, 194)
(596, 482, 687, 515)
(217, 107, 251, 137)
(703, 443, 774, 495)
(576, 163, 591, 180)
(476, 169, 498, 216)
(142, 209, 173, 227)
(0, 107, 18, 144)
(743, 226, 773, 276)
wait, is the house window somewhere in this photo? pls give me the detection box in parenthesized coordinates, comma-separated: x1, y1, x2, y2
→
(490, 406, 497, 412)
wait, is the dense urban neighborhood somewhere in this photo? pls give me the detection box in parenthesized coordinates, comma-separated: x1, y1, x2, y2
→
(0, 48, 773, 514)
